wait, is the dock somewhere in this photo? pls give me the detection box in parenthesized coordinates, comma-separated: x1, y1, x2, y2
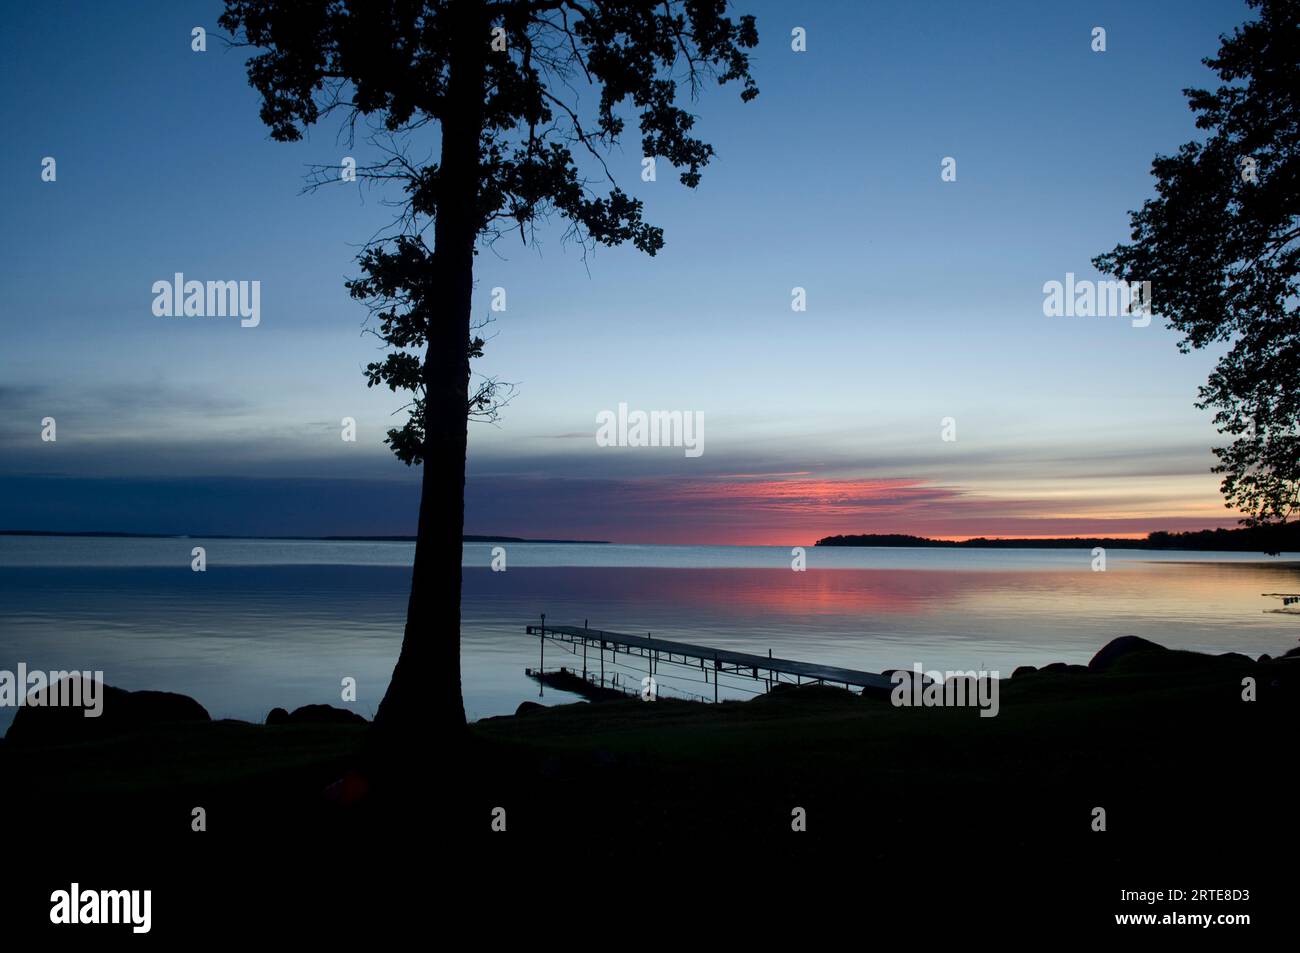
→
(524, 618, 894, 703)
(1262, 592, 1300, 614)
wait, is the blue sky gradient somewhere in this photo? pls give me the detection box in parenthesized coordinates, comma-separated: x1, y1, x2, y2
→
(0, 0, 1257, 542)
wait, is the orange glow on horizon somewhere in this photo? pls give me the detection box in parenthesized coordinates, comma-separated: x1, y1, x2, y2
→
(595, 474, 1242, 546)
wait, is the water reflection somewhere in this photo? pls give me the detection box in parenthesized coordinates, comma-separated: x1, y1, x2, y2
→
(2, 557, 1297, 730)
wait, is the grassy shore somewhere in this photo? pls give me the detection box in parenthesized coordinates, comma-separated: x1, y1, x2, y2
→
(3, 644, 1295, 927)
(4, 648, 1294, 840)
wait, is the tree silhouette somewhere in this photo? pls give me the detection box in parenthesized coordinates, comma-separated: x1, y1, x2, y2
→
(1094, 0, 1299, 526)
(219, 0, 759, 740)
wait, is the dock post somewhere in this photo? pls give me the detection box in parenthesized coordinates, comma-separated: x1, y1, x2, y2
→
(539, 613, 545, 697)
(713, 653, 719, 704)
(600, 640, 605, 687)
(768, 648, 773, 692)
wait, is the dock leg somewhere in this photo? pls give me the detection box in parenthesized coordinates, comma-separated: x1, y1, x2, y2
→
(600, 641, 605, 687)
(539, 613, 545, 697)
(714, 654, 719, 704)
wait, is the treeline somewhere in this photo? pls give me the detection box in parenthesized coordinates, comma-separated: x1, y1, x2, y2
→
(816, 524, 1300, 554)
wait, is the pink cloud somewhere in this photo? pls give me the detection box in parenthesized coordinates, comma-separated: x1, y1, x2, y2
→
(466, 473, 1242, 545)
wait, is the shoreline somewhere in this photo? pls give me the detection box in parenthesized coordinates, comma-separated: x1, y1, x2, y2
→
(2, 633, 1296, 929)
(5, 529, 1298, 555)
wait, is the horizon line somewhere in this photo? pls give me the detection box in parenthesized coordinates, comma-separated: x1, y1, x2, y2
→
(1, 526, 1280, 547)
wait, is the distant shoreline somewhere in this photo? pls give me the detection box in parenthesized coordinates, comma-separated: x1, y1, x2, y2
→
(816, 526, 1298, 553)
(0, 530, 610, 545)
(3, 527, 1297, 553)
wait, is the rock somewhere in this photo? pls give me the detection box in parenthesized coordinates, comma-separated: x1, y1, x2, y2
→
(1259, 654, 1272, 663)
(5, 678, 209, 744)
(283, 704, 367, 725)
(1088, 635, 1167, 672)
(1215, 652, 1254, 666)
(265, 707, 290, 725)
(1039, 662, 1088, 674)
(1011, 665, 1038, 679)
(515, 701, 545, 716)
(127, 690, 209, 722)
(1097, 643, 1255, 676)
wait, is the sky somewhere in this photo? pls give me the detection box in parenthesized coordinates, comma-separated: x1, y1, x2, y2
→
(0, 0, 1260, 544)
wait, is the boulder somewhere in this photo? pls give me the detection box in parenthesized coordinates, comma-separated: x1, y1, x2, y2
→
(283, 704, 367, 725)
(1215, 652, 1254, 666)
(5, 678, 209, 744)
(265, 707, 290, 725)
(1040, 662, 1089, 675)
(515, 701, 545, 716)
(128, 690, 209, 723)
(1096, 642, 1255, 676)
(1088, 636, 1167, 672)
(1011, 665, 1038, 679)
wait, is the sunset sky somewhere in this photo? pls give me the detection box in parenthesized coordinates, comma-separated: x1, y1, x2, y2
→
(0, 0, 1253, 544)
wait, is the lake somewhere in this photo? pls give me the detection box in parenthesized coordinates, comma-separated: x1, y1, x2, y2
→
(1, 536, 1297, 731)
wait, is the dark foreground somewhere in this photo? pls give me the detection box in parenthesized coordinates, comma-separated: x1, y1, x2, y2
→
(2, 639, 1295, 937)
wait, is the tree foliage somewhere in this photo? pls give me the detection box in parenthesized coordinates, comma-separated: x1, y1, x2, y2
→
(1094, 0, 1300, 525)
(220, 0, 759, 462)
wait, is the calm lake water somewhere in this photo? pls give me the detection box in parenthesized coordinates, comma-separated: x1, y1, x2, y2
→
(1, 536, 1298, 731)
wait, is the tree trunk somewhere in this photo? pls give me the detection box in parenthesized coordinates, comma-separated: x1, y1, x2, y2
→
(372, 1, 488, 745)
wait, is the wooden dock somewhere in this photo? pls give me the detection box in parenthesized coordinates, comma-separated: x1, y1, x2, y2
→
(1262, 592, 1300, 613)
(524, 619, 894, 702)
